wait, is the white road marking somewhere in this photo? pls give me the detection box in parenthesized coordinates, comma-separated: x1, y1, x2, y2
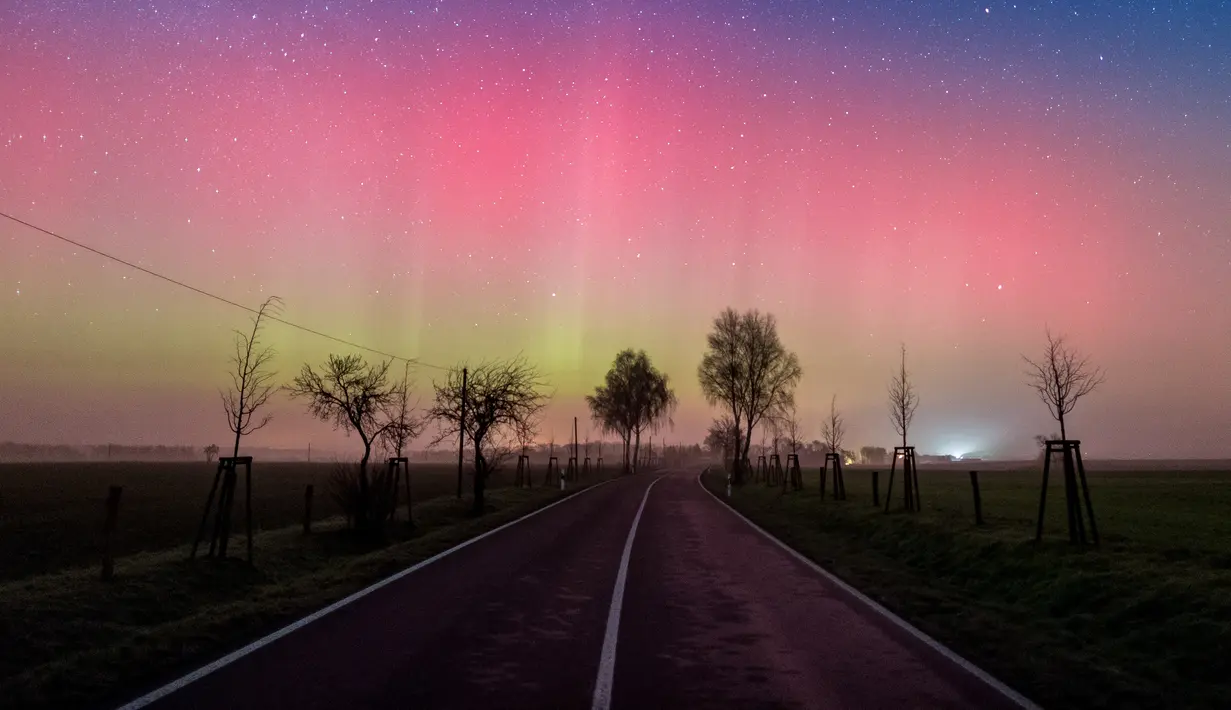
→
(696, 470, 1042, 710)
(114, 478, 619, 710)
(590, 475, 662, 710)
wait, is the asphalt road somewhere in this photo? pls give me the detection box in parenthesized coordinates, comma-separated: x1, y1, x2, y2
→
(122, 469, 1030, 710)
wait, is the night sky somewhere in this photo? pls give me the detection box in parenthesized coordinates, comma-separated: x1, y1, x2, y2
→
(2, 1, 1228, 459)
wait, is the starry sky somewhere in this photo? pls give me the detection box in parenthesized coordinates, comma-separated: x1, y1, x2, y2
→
(2, 1, 1229, 459)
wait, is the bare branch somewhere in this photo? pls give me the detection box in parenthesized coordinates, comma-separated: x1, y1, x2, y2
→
(1023, 328, 1105, 440)
(820, 394, 845, 455)
(221, 296, 282, 457)
(887, 343, 919, 447)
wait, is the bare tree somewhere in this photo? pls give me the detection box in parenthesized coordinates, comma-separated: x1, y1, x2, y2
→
(1023, 329, 1105, 440)
(203, 444, 219, 463)
(705, 415, 738, 466)
(821, 395, 845, 456)
(780, 402, 805, 490)
(379, 362, 425, 459)
(285, 354, 397, 534)
(586, 349, 677, 474)
(887, 344, 920, 448)
(430, 356, 550, 514)
(698, 308, 802, 485)
(221, 296, 282, 458)
(781, 404, 803, 457)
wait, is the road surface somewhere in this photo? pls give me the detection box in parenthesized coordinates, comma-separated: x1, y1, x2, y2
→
(119, 469, 1031, 710)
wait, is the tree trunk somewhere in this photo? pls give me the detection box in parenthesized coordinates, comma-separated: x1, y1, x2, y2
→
(740, 424, 756, 486)
(731, 422, 744, 485)
(633, 430, 642, 474)
(623, 435, 631, 475)
(357, 444, 371, 535)
(472, 442, 486, 515)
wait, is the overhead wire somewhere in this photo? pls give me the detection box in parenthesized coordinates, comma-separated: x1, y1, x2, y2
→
(0, 209, 450, 371)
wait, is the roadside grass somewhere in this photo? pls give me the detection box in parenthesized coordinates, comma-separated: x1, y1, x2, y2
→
(0, 477, 609, 710)
(702, 465, 1231, 710)
(0, 461, 520, 580)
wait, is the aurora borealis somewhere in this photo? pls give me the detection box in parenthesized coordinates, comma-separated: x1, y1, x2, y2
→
(2, 2, 1228, 458)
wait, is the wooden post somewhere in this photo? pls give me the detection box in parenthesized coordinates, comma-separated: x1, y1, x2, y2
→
(1073, 445, 1100, 545)
(245, 460, 253, 564)
(819, 465, 826, 500)
(101, 485, 122, 581)
(969, 471, 984, 525)
(872, 470, 880, 507)
(191, 462, 225, 559)
(303, 484, 314, 534)
(457, 366, 468, 499)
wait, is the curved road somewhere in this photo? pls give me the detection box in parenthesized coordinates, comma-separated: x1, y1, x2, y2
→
(119, 469, 1032, 710)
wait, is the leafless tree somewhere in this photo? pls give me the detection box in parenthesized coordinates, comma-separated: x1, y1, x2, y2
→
(586, 349, 677, 474)
(430, 356, 550, 514)
(887, 344, 920, 448)
(780, 402, 805, 490)
(285, 353, 397, 535)
(704, 415, 738, 465)
(821, 395, 845, 456)
(781, 403, 803, 457)
(220, 296, 282, 458)
(378, 362, 425, 459)
(698, 308, 802, 485)
(1023, 329, 1105, 440)
(203, 444, 219, 463)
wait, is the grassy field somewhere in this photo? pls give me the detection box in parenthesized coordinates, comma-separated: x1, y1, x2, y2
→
(0, 464, 614, 710)
(702, 463, 1231, 710)
(0, 460, 572, 580)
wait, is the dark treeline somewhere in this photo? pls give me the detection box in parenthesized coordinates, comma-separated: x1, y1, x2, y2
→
(0, 442, 197, 462)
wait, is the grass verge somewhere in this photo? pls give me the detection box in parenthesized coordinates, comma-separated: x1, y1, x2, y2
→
(701, 467, 1231, 710)
(1, 482, 597, 710)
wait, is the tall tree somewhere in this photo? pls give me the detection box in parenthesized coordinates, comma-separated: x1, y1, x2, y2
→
(887, 344, 920, 448)
(221, 296, 281, 458)
(430, 356, 549, 514)
(586, 349, 677, 474)
(285, 354, 397, 534)
(1023, 329, 1105, 440)
(698, 308, 802, 485)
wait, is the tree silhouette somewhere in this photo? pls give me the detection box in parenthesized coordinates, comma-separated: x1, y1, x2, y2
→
(1023, 329, 1105, 440)
(203, 444, 219, 463)
(286, 353, 397, 535)
(378, 362, 425, 459)
(887, 344, 919, 448)
(821, 394, 846, 456)
(221, 296, 281, 458)
(705, 415, 738, 465)
(586, 349, 677, 474)
(430, 356, 549, 514)
(698, 308, 802, 485)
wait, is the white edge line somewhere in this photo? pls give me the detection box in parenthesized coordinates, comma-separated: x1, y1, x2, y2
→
(695, 469, 1043, 710)
(590, 475, 662, 710)
(115, 478, 619, 710)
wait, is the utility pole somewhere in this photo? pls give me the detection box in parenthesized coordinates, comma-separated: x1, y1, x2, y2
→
(456, 366, 468, 499)
(573, 417, 578, 467)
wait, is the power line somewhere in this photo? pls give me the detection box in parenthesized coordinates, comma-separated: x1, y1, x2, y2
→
(1, 209, 449, 371)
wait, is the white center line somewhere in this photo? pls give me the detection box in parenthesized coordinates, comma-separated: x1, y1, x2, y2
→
(590, 475, 662, 710)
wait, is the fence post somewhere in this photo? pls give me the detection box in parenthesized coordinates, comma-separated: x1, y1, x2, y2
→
(303, 484, 314, 534)
(101, 485, 122, 581)
(969, 471, 984, 525)
(871, 471, 880, 507)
